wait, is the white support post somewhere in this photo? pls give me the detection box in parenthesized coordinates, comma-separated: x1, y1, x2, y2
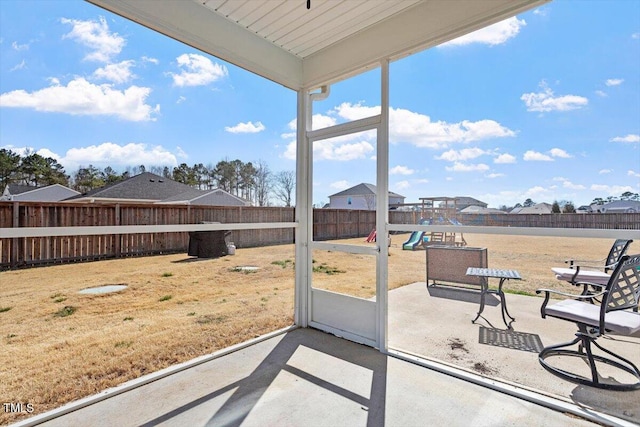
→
(295, 89, 311, 327)
(376, 60, 390, 351)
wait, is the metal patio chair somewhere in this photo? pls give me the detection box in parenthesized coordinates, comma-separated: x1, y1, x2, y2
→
(537, 254, 640, 391)
(552, 239, 633, 298)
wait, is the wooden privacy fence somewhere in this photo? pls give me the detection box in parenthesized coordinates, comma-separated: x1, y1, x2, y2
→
(0, 201, 638, 269)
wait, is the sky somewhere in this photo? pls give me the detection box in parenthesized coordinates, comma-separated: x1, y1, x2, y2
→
(0, 0, 639, 209)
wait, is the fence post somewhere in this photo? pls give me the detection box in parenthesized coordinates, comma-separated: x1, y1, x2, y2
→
(115, 204, 121, 258)
(11, 202, 19, 269)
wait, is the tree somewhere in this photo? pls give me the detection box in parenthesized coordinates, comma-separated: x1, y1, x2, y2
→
(551, 200, 561, 213)
(273, 170, 295, 207)
(172, 163, 197, 186)
(562, 202, 576, 213)
(523, 198, 535, 207)
(102, 166, 122, 185)
(73, 165, 104, 193)
(0, 149, 21, 189)
(253, 160, 272, 206)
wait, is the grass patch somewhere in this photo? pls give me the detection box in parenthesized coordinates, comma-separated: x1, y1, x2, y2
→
(187, 312, 196, 316)
(53, 306, 76, 318)
(123, 317, 134, 321)
(158, 295, 172, 302)
(505, 289, 536, 297)
(53, 297, 66, 303)
(161, 272, 174, 277)
(114, 340, 133, 349)
(271, 259, 294, 269)
(196, 314, 228, 325)
(313, 263, 346, 275)
(50, 293, 66, 302)
(0, 307, 12, 313)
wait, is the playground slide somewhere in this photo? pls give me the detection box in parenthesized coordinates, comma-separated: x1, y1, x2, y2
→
(402, 231, 424, 250)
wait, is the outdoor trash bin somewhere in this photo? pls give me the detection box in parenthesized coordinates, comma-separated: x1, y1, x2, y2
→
(188, 225, 232, 258)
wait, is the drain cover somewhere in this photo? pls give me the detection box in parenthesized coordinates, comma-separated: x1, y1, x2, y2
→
(79, 285, 128, 294)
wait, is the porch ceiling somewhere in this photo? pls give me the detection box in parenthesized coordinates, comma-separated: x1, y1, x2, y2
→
(86, 0, 548, 90)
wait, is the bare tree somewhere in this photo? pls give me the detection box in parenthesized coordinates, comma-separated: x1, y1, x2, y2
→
(253, 160, 272, 206)
(364, 193, 376, 210)
(273, 170, 295, 207)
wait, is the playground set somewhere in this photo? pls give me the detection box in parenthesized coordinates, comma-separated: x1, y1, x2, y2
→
(365, 197, 467, 249)
(401, 197, 467, 250)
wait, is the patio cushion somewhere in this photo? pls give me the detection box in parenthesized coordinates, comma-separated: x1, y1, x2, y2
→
(551, 267, 610, 286)
(546, 299, 640, 335)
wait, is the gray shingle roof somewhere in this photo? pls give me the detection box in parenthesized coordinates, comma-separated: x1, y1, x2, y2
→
(329, 183, 404, 199)
(66, 172, 198, 201)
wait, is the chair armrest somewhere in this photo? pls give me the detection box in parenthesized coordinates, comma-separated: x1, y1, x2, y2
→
(535, 288, 607, 318)
(565, 258, 605, 269)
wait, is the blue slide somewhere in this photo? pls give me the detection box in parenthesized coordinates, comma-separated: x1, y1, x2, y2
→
(402, 231, 425, 250)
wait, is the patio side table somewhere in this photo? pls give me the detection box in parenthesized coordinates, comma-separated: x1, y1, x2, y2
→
(466, 267, 522, 329)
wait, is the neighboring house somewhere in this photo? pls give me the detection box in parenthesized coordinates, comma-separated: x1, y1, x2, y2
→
(575, 205, 594, 214)
(596, 200, 640, 213)
(512, 203, 553, 214)
(328, 183, 405, 210)
(459, 205, 506, 215)
(1, 183, 80, 202)
(64, 172, 250, 206)
(439, 197, 488, 212)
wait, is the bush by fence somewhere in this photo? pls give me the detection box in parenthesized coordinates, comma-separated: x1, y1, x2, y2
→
(1, 201, 638, 269)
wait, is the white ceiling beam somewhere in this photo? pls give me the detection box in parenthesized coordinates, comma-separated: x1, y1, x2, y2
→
(86, 0, 303, 90)
(303, 0, 549, 89)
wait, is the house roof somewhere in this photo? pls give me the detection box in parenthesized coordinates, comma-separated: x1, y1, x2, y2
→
(329, 183, 404, 199)
(66, 172, 198, 201)
(598, 200, 640, 213)
(87, 0, 547, 90)
(460, 206, 506, 214)
(5, 184, 35, 195)
(513, 203, 553, 214)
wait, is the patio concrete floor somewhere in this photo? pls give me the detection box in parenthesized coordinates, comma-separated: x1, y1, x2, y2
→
(18, 282, 640, 427)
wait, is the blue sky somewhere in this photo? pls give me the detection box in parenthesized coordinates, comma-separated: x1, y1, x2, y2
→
(1, 1, 638, 208)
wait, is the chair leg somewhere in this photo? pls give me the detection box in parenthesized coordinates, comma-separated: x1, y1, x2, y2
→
(539, 329, 640, 391)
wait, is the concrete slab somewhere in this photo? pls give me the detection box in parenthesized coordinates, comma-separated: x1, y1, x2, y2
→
(31, 328, 598, 427)
(388, 282, 640, 424)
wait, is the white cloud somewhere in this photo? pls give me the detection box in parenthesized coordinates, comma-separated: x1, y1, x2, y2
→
(10, 60, 26, 72)
(141, 56, 159, 65)
(4, 142, 180, 172)
(282, 103, 516, 159)
(93, 60, 135, 84)
(441, 17, 526, 47)
(61, 17, 125, 63)
(599, 169, 612, 174)
(590, 184, 635, 196)
(521, 81, 588, 112)
(389, 165, 414, 175)
(494, 153, 516, 164)
(549, 148, 572, 158)
(0, 77, 159, 121)
(605, 78, 624, 86)
(12, 41, 29, 51)
(562, 180, 586, 190)
(225, 121, 266, 134)
(445, 162, 490, 172)
(533, 8, 549, 17)
(176, 96, 186, 104)
(629, 170, 640, 178)
(395, 180, 410, 190)
(523, 150, 553, 161)
(486, 173, 504, 178)
(595, 90, 607, 97)
(170, 53, 227, 87)
(330, 180, 350, 190)
(610, 134, 640, 143)
(633, 33, 640, 39)
(437, 147, 487, 162)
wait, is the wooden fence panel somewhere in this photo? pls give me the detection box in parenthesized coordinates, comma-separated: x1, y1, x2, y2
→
(1, 201, 638, 270)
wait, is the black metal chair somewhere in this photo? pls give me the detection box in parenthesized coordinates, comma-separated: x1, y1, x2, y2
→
(537, 254, 640, 391)
(554, 239, 633, 298)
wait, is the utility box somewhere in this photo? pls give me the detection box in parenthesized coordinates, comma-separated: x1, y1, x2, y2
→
(426, 245, 487, 287)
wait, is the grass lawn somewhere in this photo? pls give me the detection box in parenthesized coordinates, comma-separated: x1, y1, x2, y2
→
(0, 233, 628, 424)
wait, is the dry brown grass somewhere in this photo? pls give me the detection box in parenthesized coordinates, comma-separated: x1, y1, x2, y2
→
(0, 233, 633, 424)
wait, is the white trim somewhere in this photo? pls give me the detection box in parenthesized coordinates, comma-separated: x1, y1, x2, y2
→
(0, 222, 297, 239)
(307, 115, 381, 142)
(386, 348, 636, 427)
(11, 325, 298, 427)
(311, 241, 378, 256)
(387, 224, 640, 240)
